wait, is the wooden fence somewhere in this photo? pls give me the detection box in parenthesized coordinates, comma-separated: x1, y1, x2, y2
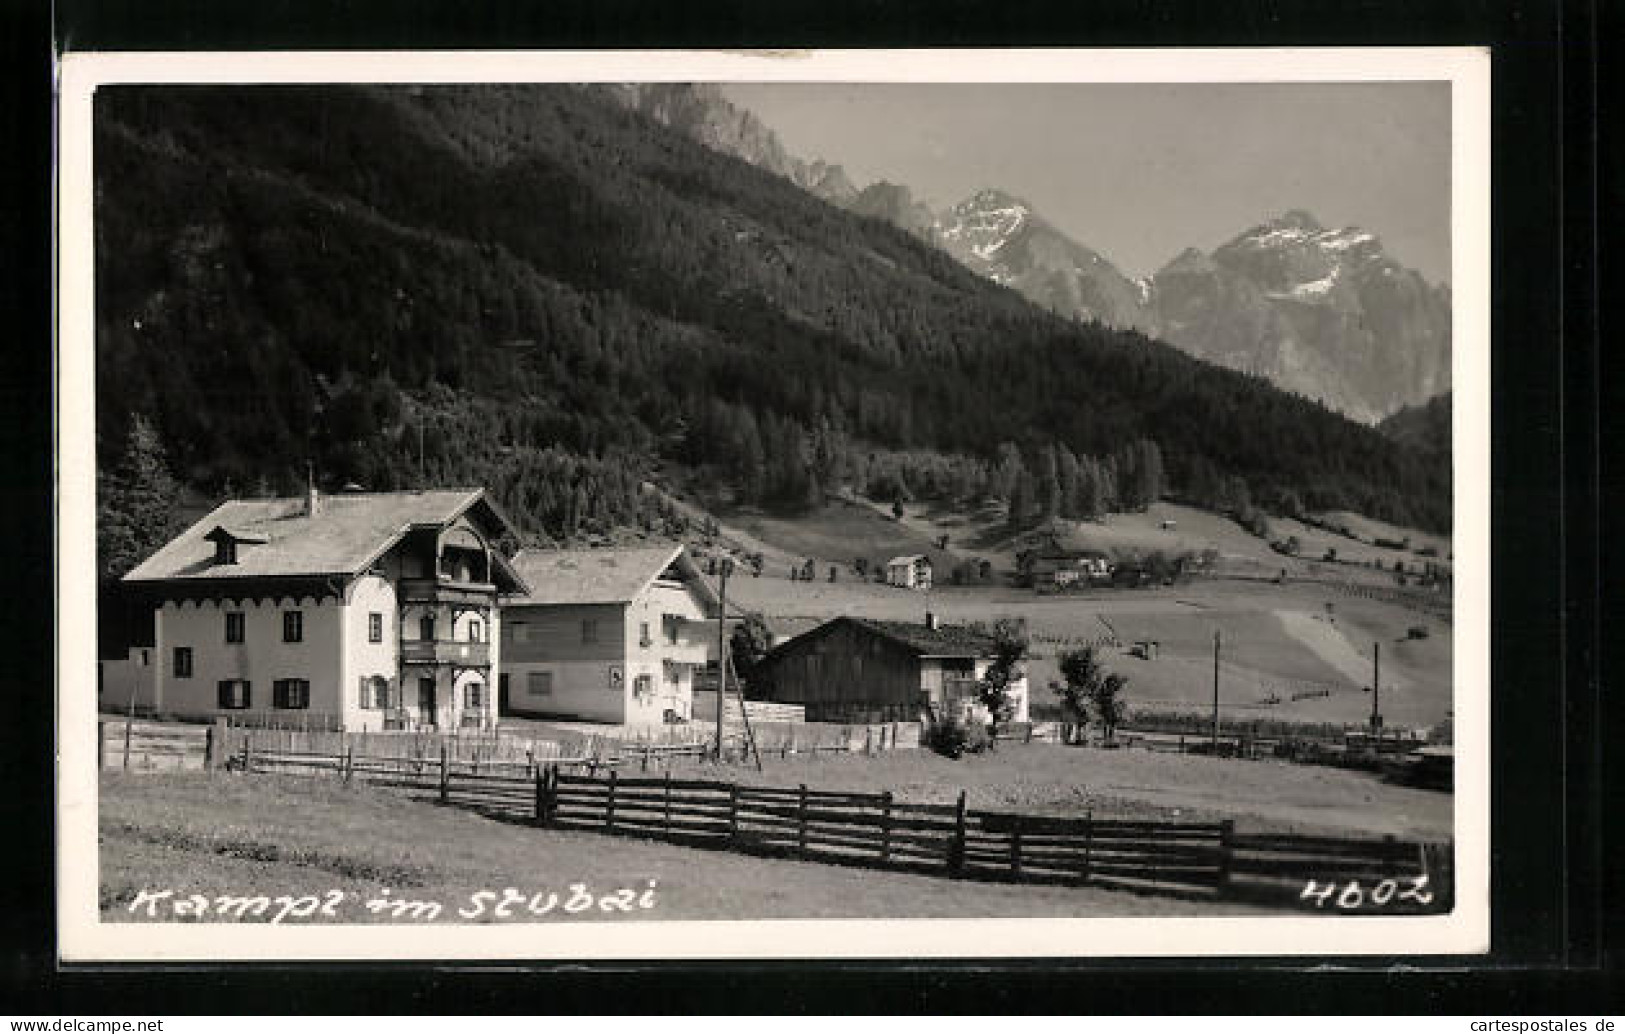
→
(98, 719, 214, 771)
(233, 746, 1451, 911)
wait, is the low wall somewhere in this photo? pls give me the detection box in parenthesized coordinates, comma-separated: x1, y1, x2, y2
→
(690, 691, 806, 725)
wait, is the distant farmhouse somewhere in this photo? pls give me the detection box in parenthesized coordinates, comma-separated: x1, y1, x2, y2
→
(502, 545, 719, 725)
(751, 616, 1029, 725)
(109, 487, 528, 732)
(885, 554, 933, 591)
(1027, 548, 1113, 590)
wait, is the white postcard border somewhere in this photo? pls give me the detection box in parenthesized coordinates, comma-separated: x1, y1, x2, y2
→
(56, 46, 1491, 961)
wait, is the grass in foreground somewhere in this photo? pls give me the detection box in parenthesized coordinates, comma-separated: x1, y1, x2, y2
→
(100, 771, 1273, 923)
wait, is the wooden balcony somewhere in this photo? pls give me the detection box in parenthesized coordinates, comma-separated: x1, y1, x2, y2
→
(398, 577, 498, 607)
(400, 639, 491, 667)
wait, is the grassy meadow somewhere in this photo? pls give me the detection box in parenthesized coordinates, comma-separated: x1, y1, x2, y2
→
(100, 770, 1274, 922)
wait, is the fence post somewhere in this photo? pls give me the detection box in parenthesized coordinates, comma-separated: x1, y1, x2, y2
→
(240, 734, 251, 773)
(606, 770, 617, 831)
(547, 764, 559, 824)
(1026, 724, 1034, 744)
(950, 790, 967, 875)
(1081, 810, 1093, 883)
(1217, 819, 1235, 893)
(879, 791, 894, 864)
(865, 726, 874, 757)
(728, 783, 740, 846)
(663, 770, 673, 840)
(797, 783, 809, 858)
(438, 744, 449, 804)
(533, 768, 545, 826)
(1010, 814, 1024, 881)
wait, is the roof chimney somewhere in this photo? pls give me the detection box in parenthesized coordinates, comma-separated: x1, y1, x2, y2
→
(304, 461, 321, 518)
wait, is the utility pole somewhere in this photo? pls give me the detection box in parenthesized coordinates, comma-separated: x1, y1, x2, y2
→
(714, 558, 732, 762)
(1370, 641, 1382, 745)
(1211, 629, 1221, 755)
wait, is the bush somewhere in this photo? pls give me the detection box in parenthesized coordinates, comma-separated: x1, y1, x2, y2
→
(926, 714, 991, 759)
(1407, 625, 1430, 640)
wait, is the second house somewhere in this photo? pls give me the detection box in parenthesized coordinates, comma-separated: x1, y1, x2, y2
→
(501, 545, 720, 725)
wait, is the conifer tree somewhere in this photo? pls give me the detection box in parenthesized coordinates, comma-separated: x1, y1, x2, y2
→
(97, 415, 182, 583)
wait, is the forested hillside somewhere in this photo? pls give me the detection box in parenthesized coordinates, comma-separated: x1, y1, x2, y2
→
(94, 84, 1449, 570)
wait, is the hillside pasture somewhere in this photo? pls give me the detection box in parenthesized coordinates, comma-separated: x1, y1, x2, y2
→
(727, 497, 958, 576)
(728, 572, 1452, 731)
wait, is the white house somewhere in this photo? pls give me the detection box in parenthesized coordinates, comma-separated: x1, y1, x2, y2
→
(501, 545, 720, 725)
(117, 486, 528, 731)
(886, 554, 933, 591)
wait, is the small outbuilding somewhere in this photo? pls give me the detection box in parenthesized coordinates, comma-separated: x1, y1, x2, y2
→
(885, 554, 933, 591)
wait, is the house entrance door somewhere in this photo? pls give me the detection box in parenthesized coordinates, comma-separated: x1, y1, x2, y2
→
(418, 676, 437, 727)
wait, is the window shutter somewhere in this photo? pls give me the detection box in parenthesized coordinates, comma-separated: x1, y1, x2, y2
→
(358, 676, 370, 710)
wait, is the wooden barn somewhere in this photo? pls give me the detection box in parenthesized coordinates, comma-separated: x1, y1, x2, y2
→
(751, 616, 1029, 725)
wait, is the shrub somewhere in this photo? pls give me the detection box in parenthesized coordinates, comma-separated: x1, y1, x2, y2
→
(926, 713, 991, 759)
(1407, 625, 1430, 640)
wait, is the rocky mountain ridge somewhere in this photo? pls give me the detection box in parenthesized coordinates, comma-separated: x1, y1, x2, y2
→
(617, 84, 1452, 423)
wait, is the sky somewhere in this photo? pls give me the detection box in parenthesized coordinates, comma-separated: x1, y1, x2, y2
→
(721, 83, 1451, 285)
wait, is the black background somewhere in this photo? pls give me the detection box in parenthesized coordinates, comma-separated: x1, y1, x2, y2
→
(4, 0, 1611, 1014)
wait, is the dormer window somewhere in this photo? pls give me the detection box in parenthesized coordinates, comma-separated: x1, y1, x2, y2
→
(204, 525, 267, 567)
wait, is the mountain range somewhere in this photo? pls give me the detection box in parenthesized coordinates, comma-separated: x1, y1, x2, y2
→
(93, 83, 1450, 550)
(615, 85, 1452, 424)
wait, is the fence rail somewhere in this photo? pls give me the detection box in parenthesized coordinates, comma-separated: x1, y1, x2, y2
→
(231, 742, 1451, 911)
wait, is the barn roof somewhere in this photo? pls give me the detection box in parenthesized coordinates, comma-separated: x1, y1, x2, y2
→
(124, 488, 525, 590)
(509, 544, 719, 611)
(757, 617, 997, 661)
(849, 618, 999, 657)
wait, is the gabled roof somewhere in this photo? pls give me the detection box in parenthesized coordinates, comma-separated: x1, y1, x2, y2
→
(848, 618, 997, 657)
(508, 544, 719, 611)
(887, 554, 928, 566)
(764, 616, 998, 662)
(124, 488, 525, 590)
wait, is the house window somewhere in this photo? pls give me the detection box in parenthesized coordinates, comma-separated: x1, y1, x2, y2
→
(368, 612, 383, 643)
(640, 622, 652, 647)
(469, 619, 483, 643)
(282, 611, 303, 643)
(526, 671, 553, 698)
(172, 647, 192, 678)
(511, 623, 530, 644)
(420, 614, 436, 641)
(581, 619, 599, 644)
(663, 615, 681, 646)
(359, 676, 392, 710)
(465, 682, 484, 709)
(225, 612, 244, 644)
(633, 674, 653, 699)
(217, 679, 251, 709)
(273, 679, 310, 709)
